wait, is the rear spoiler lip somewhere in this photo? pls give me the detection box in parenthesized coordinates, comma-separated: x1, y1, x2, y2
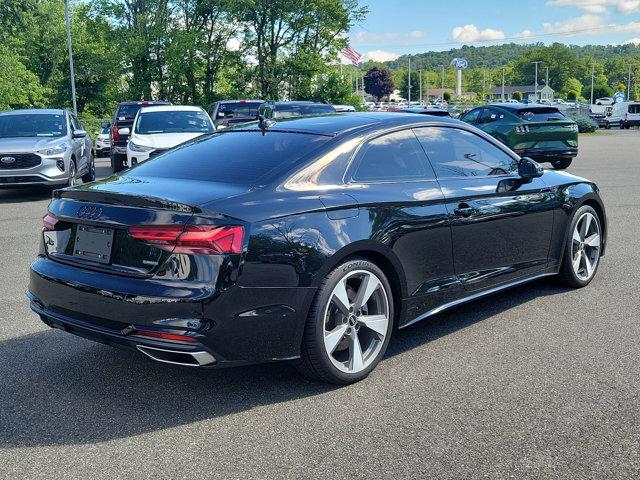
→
(53, 188, 201, 214)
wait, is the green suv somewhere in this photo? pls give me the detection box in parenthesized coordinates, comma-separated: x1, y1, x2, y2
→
(460, 104, 579, 169)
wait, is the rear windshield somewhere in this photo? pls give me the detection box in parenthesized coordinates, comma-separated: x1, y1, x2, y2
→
(126, 130, 329, 184)
(274, 104, 336, 119)
(628, 104, 640, 114)
(135, 110, 213, 134)
(517, 107, 565, 122)
(0, 114, 67, 138)
(217, 102, 261, 118)
(116, 103, 169, 120)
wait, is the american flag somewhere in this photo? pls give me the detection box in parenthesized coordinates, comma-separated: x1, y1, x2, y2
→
(341, 46, 362, 66)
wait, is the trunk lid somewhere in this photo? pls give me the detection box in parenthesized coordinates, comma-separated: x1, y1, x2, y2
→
(44, 176, 250, 277)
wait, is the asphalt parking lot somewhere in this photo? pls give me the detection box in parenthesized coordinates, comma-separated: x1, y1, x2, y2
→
(1, 131, 639, 479)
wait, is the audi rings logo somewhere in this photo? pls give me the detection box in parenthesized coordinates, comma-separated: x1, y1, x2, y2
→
(77, 205, 103, 220)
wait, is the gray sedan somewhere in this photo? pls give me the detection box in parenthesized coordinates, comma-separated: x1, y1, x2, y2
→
(0, 109, 94, 188)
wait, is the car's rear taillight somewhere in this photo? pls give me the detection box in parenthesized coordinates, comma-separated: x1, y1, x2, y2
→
(43, 213, 58, 231)
(128, 225, 244, 255)
(111, 125, 119, 142)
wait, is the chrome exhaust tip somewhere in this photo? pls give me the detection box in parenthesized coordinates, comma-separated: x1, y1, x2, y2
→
(136, 345, 216, 367)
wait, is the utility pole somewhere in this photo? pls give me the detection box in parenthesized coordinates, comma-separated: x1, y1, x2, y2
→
(440, 65, 445, 100)
(426, 70, 430, 103)
(407, 57, 412, 103)
(501, 67, 506, 102)
(590, 63, 595, 105)
(482, 70, 486, 102)
(627, 64, 632, 101)
(419, 69, 423, 104)
(532, 61, 542, 102)
(64, 0, 77, 115)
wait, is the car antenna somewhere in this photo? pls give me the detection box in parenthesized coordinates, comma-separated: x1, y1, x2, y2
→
(257, 114, 275, 135)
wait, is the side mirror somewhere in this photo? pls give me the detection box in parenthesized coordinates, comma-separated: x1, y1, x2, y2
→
(518, 157, 543, 181)
(118, 127, 130, 136)
(72, 129, 87, 138)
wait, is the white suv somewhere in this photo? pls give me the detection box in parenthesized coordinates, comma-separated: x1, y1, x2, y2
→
(125, 105, 214, 166)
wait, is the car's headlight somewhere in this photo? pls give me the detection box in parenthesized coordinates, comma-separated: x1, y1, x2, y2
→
(37, 145, 67, 156)
(129, 142, 154, 153)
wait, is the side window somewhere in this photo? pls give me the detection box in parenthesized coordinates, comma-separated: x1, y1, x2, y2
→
(460, 109, 480, 124)
(477, 108, 503, 125)
(352, 129, 434, 182)
(413, 127, 519, 178)
(70, 114, 82, 131)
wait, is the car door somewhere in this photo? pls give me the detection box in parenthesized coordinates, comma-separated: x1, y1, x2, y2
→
(68, 114, 87, 173)
(346, 128, 463, 324)
(413, 126, 555, 292)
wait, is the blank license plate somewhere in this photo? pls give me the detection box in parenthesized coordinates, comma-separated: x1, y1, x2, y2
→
(73, 225, 114, 264)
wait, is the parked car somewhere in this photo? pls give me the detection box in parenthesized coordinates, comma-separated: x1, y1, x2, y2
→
(258, 101, 336, 119)
(595, 97, 614, 106)
(603, 101, 640, 129)
(460, 104, 579, 169)
(29, 113, 606, 384)
(589, 106, 613, 128)
(209, 99, 264, 129)
(109, 100, 171, 173)
(94, 125, 111, 157)
(126, 105, 214, 165)
(333, 105, 356, 112)
(0, 109, 94, 188)
(391, 107, 451, 117)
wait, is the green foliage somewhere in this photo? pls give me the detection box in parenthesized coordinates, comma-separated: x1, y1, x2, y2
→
(0, 46, 48, 109)
(363, 67, 394, 101)
(567, 113, 598, 133)
(562, 77, 583, 97)
(583, 83, 613, 100)
(443, 91, 452, 101)
(567, 90, 578, 101)
(398, 69, 420, 101)
(512, 91, 523, 101)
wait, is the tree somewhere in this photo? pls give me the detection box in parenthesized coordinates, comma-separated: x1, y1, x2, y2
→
(398, 69, 420, 102)
(443, 91, 451, 101)
(236, 0, 367, 99)
(567, 90, 578, 101)
(0, 46, 47, 109)
(512, 91, 523, 101)
(562, 77, 583, 98)
(583, 83, 613, 100)
(363, 66, 393, 101)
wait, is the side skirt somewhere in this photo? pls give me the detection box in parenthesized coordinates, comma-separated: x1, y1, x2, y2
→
(400, 272, 557, 329)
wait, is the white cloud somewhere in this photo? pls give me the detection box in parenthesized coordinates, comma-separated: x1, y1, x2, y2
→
(542, 14, 604, 34)
(408, 31, 425, 39)
(364, 50, 400, 62)
(226, 38, 241, 51)
(547, 0, 640, 14)
(451, 24, 505, 43)
(624, 37, 640, 43)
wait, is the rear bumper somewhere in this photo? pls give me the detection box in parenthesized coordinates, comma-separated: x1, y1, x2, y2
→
(622, 119, 640, 127)
(28, 256, 313, 367)
(515, 147, 578, 162)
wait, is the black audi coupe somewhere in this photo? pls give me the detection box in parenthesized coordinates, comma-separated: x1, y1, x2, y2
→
(28, 113, 606, 384)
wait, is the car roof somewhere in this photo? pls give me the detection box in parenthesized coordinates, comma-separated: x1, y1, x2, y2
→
(118, 101, 170, 106)
(138, 105, 205, 113)
(489, 103, 560, 111)
(232, 112, 461, 136)
(217, 99, 264, 104)
(0, 108, 66, 116)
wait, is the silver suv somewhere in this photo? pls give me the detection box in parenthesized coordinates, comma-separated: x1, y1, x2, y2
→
(0, 109, 94, 188)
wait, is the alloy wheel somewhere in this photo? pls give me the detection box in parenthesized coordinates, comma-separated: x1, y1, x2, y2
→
(571, 211, 601, 281)
(323, 270, 390, 374)
(68, 162, 77, 186)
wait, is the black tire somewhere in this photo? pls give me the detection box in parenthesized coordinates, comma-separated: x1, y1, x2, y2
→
(551, 158, 572, 170)
(66, 159, 77, 187)
(557, 205, 602, 288)
(605, 121, 611, 130)
(295, 258, 394, 384)
(81, 154, 96, 183)
(110, 153, 125, 173)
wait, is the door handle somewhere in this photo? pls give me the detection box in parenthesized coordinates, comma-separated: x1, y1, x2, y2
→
(453, 203, 473, 218)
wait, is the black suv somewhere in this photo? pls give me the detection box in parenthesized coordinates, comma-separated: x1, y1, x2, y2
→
(109, 101, 170, 173)
(257, 101, 336, 119)
(209, 100, 264, 129)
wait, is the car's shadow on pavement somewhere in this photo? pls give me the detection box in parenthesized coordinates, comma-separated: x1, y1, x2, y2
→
(0, 279, 571, 448)
(0, 186, 53, 203)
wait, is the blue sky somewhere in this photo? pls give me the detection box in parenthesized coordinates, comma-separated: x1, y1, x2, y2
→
(349, 0, 640, 61)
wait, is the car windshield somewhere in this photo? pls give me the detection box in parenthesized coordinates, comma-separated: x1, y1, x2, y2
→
(127, 130, 329, 185)
(517, 107, 566, 121)
(218, 102, 261, 118)
(116, 104, 144, 120)
(135, 110, 214, 134)
(273, 104, 336, 119)
(0, 113, 67, 138)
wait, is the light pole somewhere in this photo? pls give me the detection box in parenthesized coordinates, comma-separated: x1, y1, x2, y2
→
(64, 0, 78, 115)
(532, 61, 542, 102)
(440, 65, 445, 100)
(590, 63, 595, 105)
(407, 56, 412, 103)
(419, 69, 422, 104)
(627, 64, 632, 101)
(501, 67, 506, 102)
